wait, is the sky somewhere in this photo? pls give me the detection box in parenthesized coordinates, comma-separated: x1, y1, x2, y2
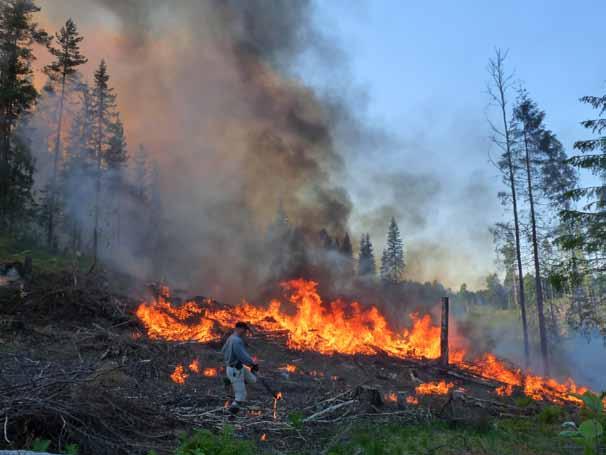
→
(34, 0, 606, 291)
(298, 0, 606, 288)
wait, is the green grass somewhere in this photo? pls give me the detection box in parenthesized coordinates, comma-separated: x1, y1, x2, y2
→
(0, 234, 88, 273)
(324, 417, 571, 455)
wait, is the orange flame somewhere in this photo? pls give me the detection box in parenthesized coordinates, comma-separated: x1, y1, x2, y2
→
(385, 392, 398, 402)
(406, 396, 419, 405)
(137, 279, 589, 405)
(260, 433, 268, 441)
(189, 359, 200, 374)
(203, 368, 218, 377)
(415, 380, 454, 396)
(170, 364, 188, 384)
(281, 364, 297, 373)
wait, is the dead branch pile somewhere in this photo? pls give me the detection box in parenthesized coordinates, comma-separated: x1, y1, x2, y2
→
(0, 354, 178, 455)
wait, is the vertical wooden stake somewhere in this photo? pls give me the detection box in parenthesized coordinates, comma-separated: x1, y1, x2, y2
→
(440, 297, 449, 368)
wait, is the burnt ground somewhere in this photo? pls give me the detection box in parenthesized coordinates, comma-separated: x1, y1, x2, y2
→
(0, 271, 579, 454)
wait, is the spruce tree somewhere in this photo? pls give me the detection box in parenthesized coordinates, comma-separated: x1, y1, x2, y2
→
(90, 60, 118, 264)
(133, 144, 149, 202)
(339, 232, 354, 276)
(43, 18, 87, 247)
(358, 233, 376, 277)
(0, 0, 48, 229)
(561, 90, 606, 272)
(380, 218, 405, 285)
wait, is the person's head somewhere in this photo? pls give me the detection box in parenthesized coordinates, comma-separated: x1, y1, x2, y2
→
(234, 321, 250, 337)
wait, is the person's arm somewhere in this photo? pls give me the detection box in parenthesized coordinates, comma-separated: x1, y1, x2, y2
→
(233, 338, 255, 366)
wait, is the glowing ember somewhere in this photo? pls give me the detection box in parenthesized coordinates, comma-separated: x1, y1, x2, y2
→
(415, 380, 454, 396)
(170, 365, 188, 384)
(189, 359, 200, 374)
(260, 433, 268, 441)
(137, 279, 590, 405)
(272, 392, 283, 420)
(385, 392, 398, 402)
(203, 368, 218, 377)
(281, 364, 297, 373)
(406, 396, 419, 405)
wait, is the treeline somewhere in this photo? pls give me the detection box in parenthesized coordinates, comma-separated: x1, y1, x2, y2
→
(455, 50, 606, 374)
(0, 1, 161, 270)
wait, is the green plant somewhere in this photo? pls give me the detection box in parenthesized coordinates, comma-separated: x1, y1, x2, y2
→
(514, 395, 534, 408)
(288, 411, 304, 429)
(63, 443, 79, 455)
(560, 391, 605, 455)
(175, 427, 256, 455)
(538, 405, 563, 425)
(30, 438, 51, 452)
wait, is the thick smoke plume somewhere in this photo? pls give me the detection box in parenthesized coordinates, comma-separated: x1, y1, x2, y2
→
(36, 0, 360, 301)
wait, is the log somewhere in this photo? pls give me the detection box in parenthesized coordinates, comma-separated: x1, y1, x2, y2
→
(303, 400, 357, 422)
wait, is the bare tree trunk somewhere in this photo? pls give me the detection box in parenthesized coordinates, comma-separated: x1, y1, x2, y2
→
(522, 130, 550, 374)
(489, 50, 530, 366)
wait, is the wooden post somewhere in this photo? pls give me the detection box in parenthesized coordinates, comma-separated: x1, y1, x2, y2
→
(440, 297, 449, 368)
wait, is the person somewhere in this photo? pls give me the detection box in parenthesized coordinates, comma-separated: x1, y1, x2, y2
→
(221, 321, 259, 415)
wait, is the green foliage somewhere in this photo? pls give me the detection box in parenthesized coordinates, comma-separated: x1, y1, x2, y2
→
(326, 418, 565, 455)
(30, 438, 51, 452)
(63, 443, 79, 455)
(560, 391, 605, 455)
(288, 411, 304, 429)
(538, 405, 563, 424)
(380, 217, 405, 285)
(175, 427, 256, 455)
(514, 395, 534, 408)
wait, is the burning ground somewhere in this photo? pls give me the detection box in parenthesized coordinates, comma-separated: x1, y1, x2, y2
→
(0, 271, 601, 454)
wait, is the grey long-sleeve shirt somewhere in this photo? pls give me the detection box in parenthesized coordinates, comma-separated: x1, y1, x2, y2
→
(221, 333, 254, 368)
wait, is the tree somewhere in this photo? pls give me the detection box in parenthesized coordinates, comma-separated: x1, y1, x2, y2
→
(43, 18, 87, 247)
(486, 49, 530, 366)
(105, 114, 128, 248)
(380, 217, 405, 285)
(511, 89, 578, 374)
(358, 233, 376, 278)
(339, 232, 354, 276)
(133, 144, 149, 202)
(561, 90, 606, 273)
(0, 0, 48, 229)
(90, 60, 118, 265)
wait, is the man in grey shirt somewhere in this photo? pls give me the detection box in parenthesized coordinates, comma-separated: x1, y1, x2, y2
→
(222, 321, 258, 414)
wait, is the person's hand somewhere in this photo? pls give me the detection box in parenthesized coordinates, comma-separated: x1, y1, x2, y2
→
(251, 364, 259, 373)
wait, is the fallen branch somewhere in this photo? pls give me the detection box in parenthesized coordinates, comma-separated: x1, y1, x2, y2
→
(303, 400, 357, 423)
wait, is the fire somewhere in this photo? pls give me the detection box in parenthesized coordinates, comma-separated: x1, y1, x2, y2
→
(203, 368, 218, 377)
(415, 380, 454, 396)
(170, 365, 188, 384)
(189, 359, 200, 374)
(272, 392, 283, 420)
(281, 364, 297, 373)
(137, 279, 590, 405)
(260, 433, 268, 441)
(385, 392, 398, 402)
(406, 396, 419, 405)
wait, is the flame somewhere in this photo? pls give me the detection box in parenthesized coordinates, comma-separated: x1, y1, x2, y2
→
(260, 433, 268, 441)
(203, 368, 218, 377)
(406, 396, 419, 405)
(415, 380, 454, 396)
(137, 279, 590, 405)
(189, 359, 200, 374)
(272, 392, 283, 420)
(385, 392, 398, 402)
(281, 364, 297, 373)
(170, 364, 188, 384)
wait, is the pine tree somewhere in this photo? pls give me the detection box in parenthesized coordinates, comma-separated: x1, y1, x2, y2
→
(339, 232, 354, 276)
(43, 18, 87, 247)
(0, 0, 48, 229)
(561, 90, 606, 273)
(380, 218, 405, 285)
(106, 114, 128, 248)
(511, 89, 578, 374)
(358, 233, 376, 278)
(487, 50, 530, 366)
(90, 60, 118, 264)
